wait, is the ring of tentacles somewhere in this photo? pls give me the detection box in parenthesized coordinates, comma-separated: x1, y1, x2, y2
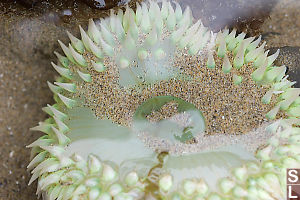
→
(28, 0, 300, 199)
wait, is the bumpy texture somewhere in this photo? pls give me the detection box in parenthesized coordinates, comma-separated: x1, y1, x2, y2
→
(28, 0, 300, 200)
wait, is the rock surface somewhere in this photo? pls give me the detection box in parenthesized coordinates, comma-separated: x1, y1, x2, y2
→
(180, 0, 278, 35)
(81, 0, 130, 9)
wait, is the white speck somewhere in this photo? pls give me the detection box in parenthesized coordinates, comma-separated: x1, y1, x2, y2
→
(9, 170, 12, 174)
(63, 9, 72, 16)
(0, 73, 3, 78)
(222, 116, 225, 119)
(24, 104, 28, 110)
(269, 25, 273, 29)
(285, 13, 288, 17)
(9, 151, 14, 158)
(16, 181, 19, 185)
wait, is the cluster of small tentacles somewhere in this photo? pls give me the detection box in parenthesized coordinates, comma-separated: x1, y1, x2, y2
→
(28, 0, 300, 199)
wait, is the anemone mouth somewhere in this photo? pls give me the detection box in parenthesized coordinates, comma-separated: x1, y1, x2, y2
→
(28, 0, 300, 200)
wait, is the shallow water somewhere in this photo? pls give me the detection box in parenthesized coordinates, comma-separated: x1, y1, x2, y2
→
(0, 0, 299, 199)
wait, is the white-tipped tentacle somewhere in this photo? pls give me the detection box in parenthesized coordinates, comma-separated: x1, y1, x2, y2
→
(174, 1, 182, 21)
(57, 93, 76, 108)
(233, 74, 243, 85)
(88, 19, 101, 44)
(222, 54, 232, 73)
(100, 37, 114, 57)
(47, 104, 68, 121)
(264, 65, 287, 83)
(177, 5, 192, 28)
(91, 60, 106, 72)
(166, 1, 176, 30)
(225, 29, 237, 44)
(51, 126, 71, 146)
(67, 31, 85, 53)
(179, 20, 201, 49)
(245, 41, 266, 63)
(100, 23, 115, 47)
(53, 116, 69, 134)
(217, 32, 227, 58)
(54, 51, 69, 68)
(87, 36, 103, 59)
(77, 70, 92, 82)
(247, 35, 262, 52)
(140, 3, 151, 33)
(233, 41, 245, 69)
(253, 50, 268, 68)
(69, 44, 87, 67)
(252, 60, 268, 82)
(58, 40, 75, 63)
(54, 82, 76, 93)
(267, 49, 280, 67)
(51, 62, 72, 79)
(79, 25, 91, 51)
(47, 81, 62, 94)
(135, 2, 143, 25)
(207, 51, 215, 69)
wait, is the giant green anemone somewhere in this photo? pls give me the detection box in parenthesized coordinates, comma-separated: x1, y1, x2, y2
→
(28, 0, 300, 199)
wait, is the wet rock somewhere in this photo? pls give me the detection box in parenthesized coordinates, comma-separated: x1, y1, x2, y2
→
(17, 0, 39, 7)
(260, 0, 300, 47)
(16, 0, 130, 10)
(269, 46, 300, 87)
(81, 0, 130, 9)
(179, 0, 278, 36)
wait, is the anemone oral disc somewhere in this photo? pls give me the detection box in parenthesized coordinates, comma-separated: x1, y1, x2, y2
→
(28, 1, 299, 200)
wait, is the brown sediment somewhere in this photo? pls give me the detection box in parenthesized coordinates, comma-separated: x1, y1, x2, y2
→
(73, 48, 278, 136)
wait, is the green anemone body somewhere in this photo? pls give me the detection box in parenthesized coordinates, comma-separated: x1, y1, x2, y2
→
(28, 0, 300, 200)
